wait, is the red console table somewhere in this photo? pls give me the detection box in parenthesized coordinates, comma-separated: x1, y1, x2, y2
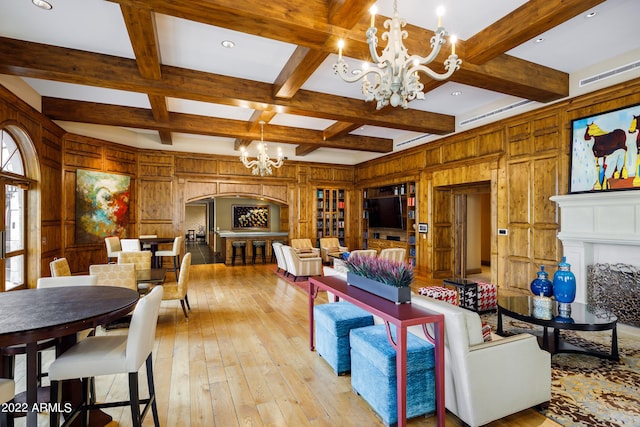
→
(308, 275, 445, 427)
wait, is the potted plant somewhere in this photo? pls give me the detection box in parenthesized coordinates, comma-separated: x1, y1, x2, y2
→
(345, 254, 414, 303)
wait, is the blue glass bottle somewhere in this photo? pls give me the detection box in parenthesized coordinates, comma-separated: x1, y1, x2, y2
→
(553, 256, 576, 304)
(530, 265, 553, 297)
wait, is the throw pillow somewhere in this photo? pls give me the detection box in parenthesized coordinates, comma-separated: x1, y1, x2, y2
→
(481, 322, 492, 342)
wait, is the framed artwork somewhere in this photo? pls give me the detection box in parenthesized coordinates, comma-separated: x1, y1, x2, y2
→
(75, 169, 131, 244)
(570, 103, 640, 193)
(232, 205, 270, 230)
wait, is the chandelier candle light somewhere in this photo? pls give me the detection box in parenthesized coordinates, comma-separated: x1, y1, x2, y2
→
(333, 2, 461, 109)
(239, 121, 284, 176)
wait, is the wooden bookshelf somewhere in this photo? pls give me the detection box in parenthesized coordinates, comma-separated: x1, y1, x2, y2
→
(316, 188, 346, 245)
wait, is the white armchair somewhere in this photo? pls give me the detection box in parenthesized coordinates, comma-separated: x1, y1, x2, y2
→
(272, 242, 288, 275)
(319, 237, 348, 263)
(281, 245, 322, 281)
(408, 294, 551, 427)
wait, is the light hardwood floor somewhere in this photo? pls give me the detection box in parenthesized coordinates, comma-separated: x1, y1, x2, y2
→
(13, 263, 559, 426)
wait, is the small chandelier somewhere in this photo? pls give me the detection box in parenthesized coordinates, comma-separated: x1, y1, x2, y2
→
(333, 2, 461, 109)
(239, 121, 283, 176)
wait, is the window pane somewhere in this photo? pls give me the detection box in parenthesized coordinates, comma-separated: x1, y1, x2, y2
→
(5, 254, 24, 290)
(5, 185, 24, 252)
(1, 130, 24, 176)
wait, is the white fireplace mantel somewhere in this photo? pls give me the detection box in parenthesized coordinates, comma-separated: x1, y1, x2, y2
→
(550, 192, 640, 304)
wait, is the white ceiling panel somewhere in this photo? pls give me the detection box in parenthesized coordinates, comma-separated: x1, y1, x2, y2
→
(155, 14, 297, 83)
(167, 98, 254, 120)
(23, 78, 151, 108)
(0, 0, 134, 58)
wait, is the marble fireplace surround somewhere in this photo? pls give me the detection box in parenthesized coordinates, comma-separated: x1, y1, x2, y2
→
(551, 192, 640, 308)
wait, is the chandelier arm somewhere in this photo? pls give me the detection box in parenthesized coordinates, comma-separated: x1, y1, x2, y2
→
(366, 27, 384, 65)
(333, 62, 386, 84)
(408, 55, 461, 81)
(406, 31, 447, 68)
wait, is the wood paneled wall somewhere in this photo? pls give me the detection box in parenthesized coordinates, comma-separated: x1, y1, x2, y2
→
(2, 78, 640, 289)
(356, 78, 640, 290)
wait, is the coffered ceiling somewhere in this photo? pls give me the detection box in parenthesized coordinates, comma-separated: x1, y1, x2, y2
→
(1, 0, 639, 165)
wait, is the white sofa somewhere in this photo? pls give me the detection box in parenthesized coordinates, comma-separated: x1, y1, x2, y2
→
(409, 294, 551, 427)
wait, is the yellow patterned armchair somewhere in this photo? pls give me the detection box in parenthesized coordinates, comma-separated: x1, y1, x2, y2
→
(319, 237, 348, 263)
(290, 238, 320, 257)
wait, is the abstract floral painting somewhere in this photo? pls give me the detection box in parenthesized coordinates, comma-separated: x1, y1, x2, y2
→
(75, 170, 131, 244)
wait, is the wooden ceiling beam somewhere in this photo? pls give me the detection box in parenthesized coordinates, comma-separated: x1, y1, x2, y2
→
(148, 94, 172, 145)
(41, 98, 394, 153)
(120, 5, 173, 144)
(108, 0, 570, 103)
(324, 122, 361, 140)
(465, 0, 606, 65)
(0, 38, 453, 135)
(234, 111, 278, 151)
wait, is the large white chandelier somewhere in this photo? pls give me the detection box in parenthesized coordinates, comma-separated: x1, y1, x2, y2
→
(333, 1, 461, 110)
(240, 121, 284, 176)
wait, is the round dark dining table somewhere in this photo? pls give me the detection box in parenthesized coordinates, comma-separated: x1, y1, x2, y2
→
(0, 285, 139, 427)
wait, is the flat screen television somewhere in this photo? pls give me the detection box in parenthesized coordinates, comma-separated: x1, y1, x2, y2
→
(368, 196, 404, 229)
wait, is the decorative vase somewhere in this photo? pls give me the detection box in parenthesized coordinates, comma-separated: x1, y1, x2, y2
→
(553, 256, 576, 304)
(347, 272, 412, 304)
(530, 265, 553, 297)
(532, 295, 553, 320)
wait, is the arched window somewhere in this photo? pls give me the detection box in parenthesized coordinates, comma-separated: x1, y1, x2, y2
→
(0, 129, 27, 291)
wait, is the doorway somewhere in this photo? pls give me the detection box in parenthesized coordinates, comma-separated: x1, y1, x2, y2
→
(185, 199, 217, 264)
(453, 183, 491, 281)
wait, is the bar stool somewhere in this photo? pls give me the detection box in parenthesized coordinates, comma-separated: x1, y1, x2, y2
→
(252, 240, 267, 264)
(231, 241, 247, 266)
(270, 240, 284, 263)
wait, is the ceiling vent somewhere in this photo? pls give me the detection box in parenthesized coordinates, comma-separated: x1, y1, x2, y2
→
(460, 100, 534, 127)
(396, 133, 430, 148)
(579, 60, 640, 87)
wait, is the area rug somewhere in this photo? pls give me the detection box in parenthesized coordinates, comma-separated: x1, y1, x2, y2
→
(483, 314, 640, 426)
(270, 265, 310, 294)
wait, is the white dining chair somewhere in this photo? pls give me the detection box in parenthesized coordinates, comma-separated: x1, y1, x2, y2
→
(120, 238, 141, 252)
(48, 286, 163, 427)
(155, 236, 183, 278)
(139, 234, 157, 250)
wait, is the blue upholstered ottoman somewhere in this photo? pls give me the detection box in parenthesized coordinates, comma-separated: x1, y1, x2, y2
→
(350, 325, 435, 426)
(314, 302, 374, 375)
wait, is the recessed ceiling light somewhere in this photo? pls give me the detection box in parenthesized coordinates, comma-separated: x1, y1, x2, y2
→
(32, 0, 52, 10)
(352, 69, 362, 75)
(586, 11, 597, 18)
(451, 90, 462, 96)
(221, 40, 235, 49)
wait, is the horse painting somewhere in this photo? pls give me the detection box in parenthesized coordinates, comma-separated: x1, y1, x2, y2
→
(629, 114, 640, 186)
(584, 122, 628, 189)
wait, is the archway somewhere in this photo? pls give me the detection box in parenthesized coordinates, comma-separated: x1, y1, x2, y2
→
(185, 194, 288, 265)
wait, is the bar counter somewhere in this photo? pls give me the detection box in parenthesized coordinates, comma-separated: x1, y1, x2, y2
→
(217, 231, 288, 265)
